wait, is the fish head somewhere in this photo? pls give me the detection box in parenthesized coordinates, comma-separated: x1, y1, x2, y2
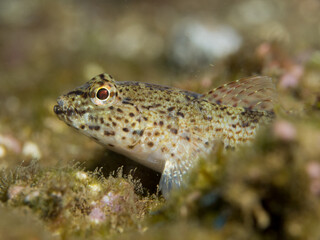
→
(53, 73, 143, 149)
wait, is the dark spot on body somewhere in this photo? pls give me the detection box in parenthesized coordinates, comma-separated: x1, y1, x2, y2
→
(66, 109, 74, 116)
(122, 100, 134, 105)
(129, 112, 135, 117)
(67, 90, 84, 96)
(161, 147, 168, 152)
(89, 125, 100, 131)
(232, 124, 236, 128)
(99, 73, 106, 79)
(167, 107, 175, 112)
(123, 128, 129, 132)
(242, 122, 250, 127)
(100, 118, 104, 124)
(112, 122, 117, 126)
(143, 117, 148, 121)
(159, 121, 164, 126)
(147, 142, 154, 147)
(108, 144, 115, 147)
(177, 112, 184, 118)
(117, 108, 123, 113)
(170, 128, 178, 134)
(225, 145, 235, 150)
(80, 125, 85, 129)
(105, 131, 115, 136)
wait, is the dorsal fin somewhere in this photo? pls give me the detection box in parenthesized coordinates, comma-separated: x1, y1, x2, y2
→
(202, 76, 277, 112)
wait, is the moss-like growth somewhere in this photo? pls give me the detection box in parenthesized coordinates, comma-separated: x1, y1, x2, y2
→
(0, 163, 163, 239)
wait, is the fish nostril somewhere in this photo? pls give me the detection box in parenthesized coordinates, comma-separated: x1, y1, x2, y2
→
(57, 99, 64, 107)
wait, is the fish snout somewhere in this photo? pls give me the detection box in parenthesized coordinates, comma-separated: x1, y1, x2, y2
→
(53, 97, 65, 115)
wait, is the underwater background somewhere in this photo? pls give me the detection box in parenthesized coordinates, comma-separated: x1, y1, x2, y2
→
(0, 0, 320, 239)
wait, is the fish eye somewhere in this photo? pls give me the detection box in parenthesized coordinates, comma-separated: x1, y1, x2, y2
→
(96, 88, 109, 100)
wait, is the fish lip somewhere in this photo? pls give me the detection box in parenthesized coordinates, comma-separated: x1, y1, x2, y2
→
(53, 105, 63, 115)
(53, 99, 78, 117)
(54, 98, 67, 115)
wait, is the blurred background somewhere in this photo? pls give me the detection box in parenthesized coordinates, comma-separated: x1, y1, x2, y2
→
(0, 0, 319, 176)
(1, 1, 320, 239)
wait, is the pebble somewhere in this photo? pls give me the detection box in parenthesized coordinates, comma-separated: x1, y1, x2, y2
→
(169, 19, 242, 69)
(22, 141, 41, 159)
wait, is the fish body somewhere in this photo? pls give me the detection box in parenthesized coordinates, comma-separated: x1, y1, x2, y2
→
(54, 74, 276, 195)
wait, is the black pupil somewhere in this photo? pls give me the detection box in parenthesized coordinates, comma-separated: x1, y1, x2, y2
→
(97, 88, 109, 100)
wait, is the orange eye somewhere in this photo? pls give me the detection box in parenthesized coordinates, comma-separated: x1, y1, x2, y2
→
(96, 88, 109, 100)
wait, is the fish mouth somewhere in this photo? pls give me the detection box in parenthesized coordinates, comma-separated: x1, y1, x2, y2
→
(53, 104, 77, 117)
(53, 98, 77, 117)
(53, 98, 65, 116)
(53, 104, 63, 115)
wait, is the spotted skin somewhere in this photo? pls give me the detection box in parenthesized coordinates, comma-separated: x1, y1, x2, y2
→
(54, 73, 276, 196)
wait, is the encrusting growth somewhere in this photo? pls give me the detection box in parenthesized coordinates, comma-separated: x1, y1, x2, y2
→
(54, 73, 276, 196)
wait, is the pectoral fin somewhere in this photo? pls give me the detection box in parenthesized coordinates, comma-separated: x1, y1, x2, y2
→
(159, 157, 192, 198)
